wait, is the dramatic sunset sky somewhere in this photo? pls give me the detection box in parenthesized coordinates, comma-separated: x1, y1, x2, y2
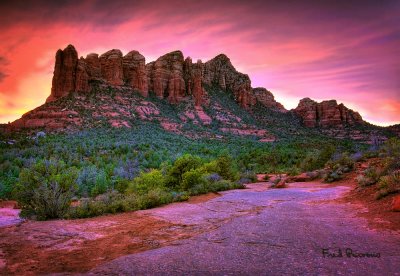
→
(0, 0, 399, 126)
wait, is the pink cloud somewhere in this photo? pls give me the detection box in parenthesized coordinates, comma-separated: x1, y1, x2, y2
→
(0, 0, 399, 126)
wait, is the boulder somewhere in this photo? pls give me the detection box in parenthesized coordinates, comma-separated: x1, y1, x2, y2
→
(275, 178, 287, 188)
(392, 195, 400, 212)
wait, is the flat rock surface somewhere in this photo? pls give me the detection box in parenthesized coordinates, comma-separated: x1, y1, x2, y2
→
(0, 208, 21, 228)
(89, 182, 400, 275)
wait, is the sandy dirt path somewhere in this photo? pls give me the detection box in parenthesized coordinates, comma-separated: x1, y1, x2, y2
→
(90, 182, 400, 275)
(0, 182, 399, 275)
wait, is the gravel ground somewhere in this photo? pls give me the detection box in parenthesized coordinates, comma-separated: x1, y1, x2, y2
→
(89, 183, 400, 276)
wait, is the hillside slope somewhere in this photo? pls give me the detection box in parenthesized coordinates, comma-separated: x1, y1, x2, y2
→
(2, 44, 398, 142)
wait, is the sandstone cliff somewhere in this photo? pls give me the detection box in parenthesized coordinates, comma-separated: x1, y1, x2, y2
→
(46, 45, 285, 111)
(293, 98, 364, 128)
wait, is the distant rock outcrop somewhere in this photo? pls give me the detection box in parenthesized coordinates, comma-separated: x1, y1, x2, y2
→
(252, 87, 286, 111)
(293, 98, 364, 128)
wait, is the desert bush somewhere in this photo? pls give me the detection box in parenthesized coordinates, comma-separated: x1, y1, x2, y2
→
(166, 154, 202, 187)
(357, 166, 381, 187)
(67, 192, 135, 218)
(127, 169, 166, 195)
(375, 170, 400, 199)
(239, 170, 258, 183)
(13, 159, 78, 220)
(380, 138, 400, 158)
(77, 166, 110, 197)
(350, 151, 364, 162)
(324, 170, 342, 183)
(188, 179, 244, 195)
(206, 173, 222, 183)
(327, 153, 355, 172)
(324, 153, 355, 183)
(181, 169, 207, 191)
(215, 154, 239, 181)
(300, 145, 335, 172)
(136, 188, 174, 209)
(305, 170, 322, 180)
(114, 178, 130, 193)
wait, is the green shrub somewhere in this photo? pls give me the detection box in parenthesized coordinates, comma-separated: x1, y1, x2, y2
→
(324, 153, 355, 183)
(357, 166, 381, 187)
(136, 188, 174, 209)
(166, 154, 202, 187)
(300, 145, 335, 172)
(127, 169, 165, 195)
(188, 179, 244, 195)
(375, 170, 400, 199)
(380, 138, 400, 158)
(181, 169, 207, 191)
(114, 178, 130, 193)
(13, 159, 78, 220)
(90, 170, 109, 196)
(327, 153, 355, 172)
(215, 154, 239, 181)
(239, 170, 258, 183)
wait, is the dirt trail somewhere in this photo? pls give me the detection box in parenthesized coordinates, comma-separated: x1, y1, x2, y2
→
(0, 181, 399, 275)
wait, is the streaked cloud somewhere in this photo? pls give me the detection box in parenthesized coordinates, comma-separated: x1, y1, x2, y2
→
(0, 0, 399, 126)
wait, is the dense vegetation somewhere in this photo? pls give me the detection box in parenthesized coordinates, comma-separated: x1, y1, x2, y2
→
(356, 138, 400, 199)
(1, 84, 391, 220)
(0, 120, 367, 220)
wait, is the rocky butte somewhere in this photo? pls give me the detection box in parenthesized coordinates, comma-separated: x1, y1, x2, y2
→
(8, 44, 388, 138)
(293, 97, 364, 128)
(45, 44, 279, 110)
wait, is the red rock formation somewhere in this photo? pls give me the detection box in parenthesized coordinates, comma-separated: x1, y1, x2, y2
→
(191, 60, 205, 106)
(75, 58, 90, 92)
(123, 51, 148, 96)
(45, 45, 285, 110)
(10, 107, 81, 130)
(85, 53, 102, 79)
(294, 98, 364, 128)
(99, 49, 124, 86)
(146, 51, 186, 102)
(203, 54, 254, 108)
(252, 87, 285, 111)
(46, 45, 78, 102)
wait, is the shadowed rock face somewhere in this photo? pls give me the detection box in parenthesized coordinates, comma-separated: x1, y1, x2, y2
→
(293, 98, 364, 128)
(99, 49, 124, 86)
(45, 45, 285, 110)
(252, 87, 286, 111)
(204, 54, 254, 109)
(47, 45, 78, 102)
(123, 51, 148, 97)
